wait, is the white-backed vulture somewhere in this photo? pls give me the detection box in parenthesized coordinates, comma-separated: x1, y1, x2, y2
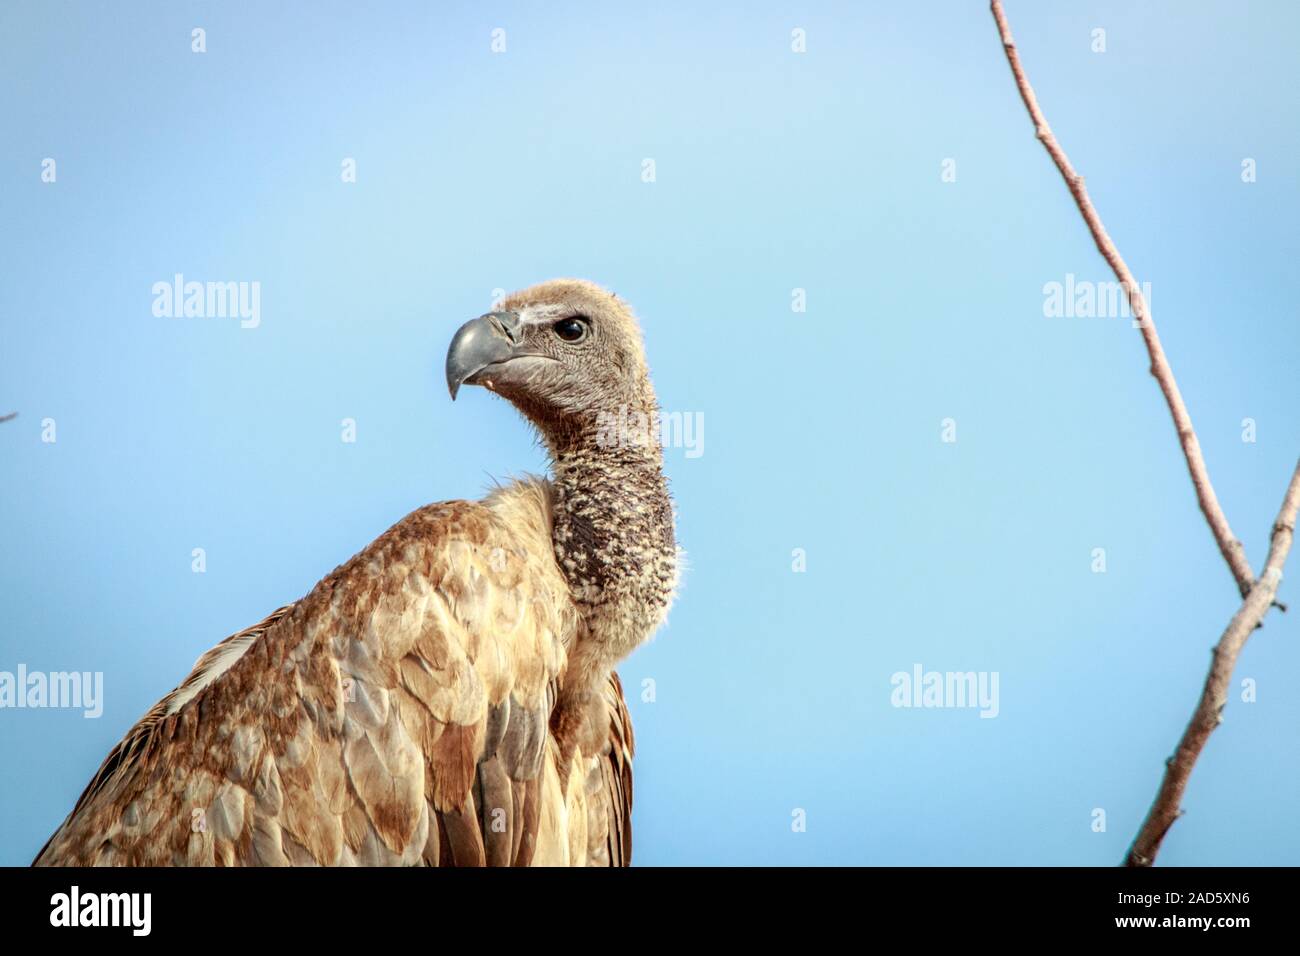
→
(34, 279, 678, 867)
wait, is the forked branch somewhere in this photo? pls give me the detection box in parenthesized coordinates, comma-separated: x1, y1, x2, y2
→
(1126, 461, 1300, 865)
(988, 0, 1299, 865)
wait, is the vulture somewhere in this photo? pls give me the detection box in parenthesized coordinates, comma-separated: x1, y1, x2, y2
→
(34, 279, 678, 867)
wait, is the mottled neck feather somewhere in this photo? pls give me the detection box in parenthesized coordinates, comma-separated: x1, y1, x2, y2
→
(547, 405, 677, 622)
(541, 395, 678, 762)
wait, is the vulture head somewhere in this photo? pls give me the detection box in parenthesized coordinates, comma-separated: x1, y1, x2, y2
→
(446, 279, 656, 452)
(445, 278, 677, 706)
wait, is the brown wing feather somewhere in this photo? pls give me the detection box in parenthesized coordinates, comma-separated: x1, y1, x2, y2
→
(582, 672, 636, 867)
(33, 479, 633, 867)
(31, 604, 295, 864)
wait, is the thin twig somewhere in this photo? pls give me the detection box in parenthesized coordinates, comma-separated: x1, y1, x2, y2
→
(1125, 460, 1300, 866)
(989, 0, 1256, 599)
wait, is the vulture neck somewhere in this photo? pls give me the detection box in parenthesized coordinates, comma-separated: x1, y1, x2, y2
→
(545, 409, 676, 631)
(540, 400, 677, 758)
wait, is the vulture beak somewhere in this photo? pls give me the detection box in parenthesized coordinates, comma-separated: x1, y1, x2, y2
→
(445, 311, 525, 400)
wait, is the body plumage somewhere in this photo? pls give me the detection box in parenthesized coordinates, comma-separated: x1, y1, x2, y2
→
(35, 279, 677, 866)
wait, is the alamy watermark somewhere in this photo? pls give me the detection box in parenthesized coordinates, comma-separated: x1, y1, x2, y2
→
(152, 274, 260, 329)
(1042, 273, 1152, 321)
(890, 664, 999, 719)
(50, 886, 150, 936)
(596, 404, 704, 459)
(0, 665, 103, 718)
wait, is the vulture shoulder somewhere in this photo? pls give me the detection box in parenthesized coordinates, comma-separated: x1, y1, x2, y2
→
(34, 478, 634, 867)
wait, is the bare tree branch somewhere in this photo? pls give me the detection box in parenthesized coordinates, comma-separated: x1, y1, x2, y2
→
(989, 1, 1300, 865)
(1125, 460, 1300, 865)
(989, 0, 1256, 599)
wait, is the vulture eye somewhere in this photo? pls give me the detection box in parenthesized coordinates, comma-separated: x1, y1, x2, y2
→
(552, 316, 589, 342)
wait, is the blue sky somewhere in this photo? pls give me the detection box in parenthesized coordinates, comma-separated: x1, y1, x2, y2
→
(1, 1, 1298, 865)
